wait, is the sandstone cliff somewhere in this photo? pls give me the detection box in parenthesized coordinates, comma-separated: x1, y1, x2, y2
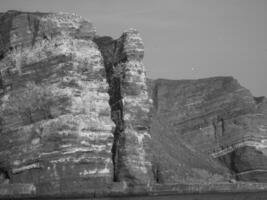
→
(0, 10, 267, 197)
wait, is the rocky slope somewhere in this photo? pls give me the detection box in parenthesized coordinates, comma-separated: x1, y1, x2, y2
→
(0, 10, 267, 196)
(148, 78, 267, 182)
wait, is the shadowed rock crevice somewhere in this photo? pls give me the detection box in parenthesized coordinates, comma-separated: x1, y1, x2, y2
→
(0, 167, 10, 184)
(94, 36, 129, 182)
(94, 31, 154, 184)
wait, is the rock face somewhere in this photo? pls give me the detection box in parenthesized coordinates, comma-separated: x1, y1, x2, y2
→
(149, 77, 267, 182)
(0, 11, 114, 194)
(94, 29, 153, 184)
(0, 11, 152, 195)
(1, 10, 267, 197)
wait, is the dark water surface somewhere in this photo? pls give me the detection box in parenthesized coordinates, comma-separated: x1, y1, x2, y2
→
(97, 192, 266, 200)
(18, 192, 266, 200)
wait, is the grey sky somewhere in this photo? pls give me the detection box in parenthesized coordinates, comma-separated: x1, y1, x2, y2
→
(1, 0, 267, 96)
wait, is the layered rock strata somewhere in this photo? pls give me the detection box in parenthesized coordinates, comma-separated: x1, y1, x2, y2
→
(1, 13, 114, 193)
(149, 77, 267, 182)
(94, 29, 153, 184)
(0, 11, 153, 194)
(1, 10, 267, 197)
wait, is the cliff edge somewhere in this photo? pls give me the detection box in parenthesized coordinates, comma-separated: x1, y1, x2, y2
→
(0, 10, 267, 197)
(149, 77, 267, 182)
(0, 11, 152, 195)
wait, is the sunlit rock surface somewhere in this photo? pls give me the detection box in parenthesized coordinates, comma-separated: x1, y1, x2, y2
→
(0, 11, 154, 195)
(0, 11, 113, 194)
(120, 30, 153, 184)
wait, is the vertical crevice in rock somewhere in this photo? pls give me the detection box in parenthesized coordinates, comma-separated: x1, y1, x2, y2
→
(221, 118, 225, 136)
(109, 76, 125, 182)
(213, 116, 225, 145)
(213, 118, 221, 144)
(212, 119, 218, 144)
(152, 82, 159, 111)
(94, 30, 153, 184)
(93, 36, 127, 182)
